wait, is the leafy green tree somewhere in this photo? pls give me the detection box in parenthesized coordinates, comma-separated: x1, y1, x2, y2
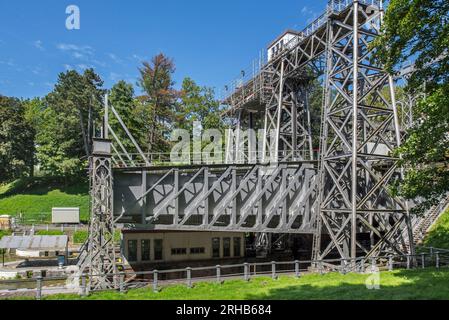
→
(138, 53, 178, 153)
(0, 96, 35, 182)
(109, 81, 145, 153)
(374, 0, 449, 213)
(176, 77, 224, 132)
(37, 69, 105, 178)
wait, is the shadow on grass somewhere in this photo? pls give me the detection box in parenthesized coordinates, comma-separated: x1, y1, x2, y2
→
(244, 268, 449, 300)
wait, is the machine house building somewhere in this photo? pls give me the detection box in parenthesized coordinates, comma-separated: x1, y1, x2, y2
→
(267, 30, 303, 61)
(121, 231, 245, 266)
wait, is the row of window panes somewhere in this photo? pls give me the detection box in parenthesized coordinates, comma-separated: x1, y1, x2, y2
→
(171, 247, 206, 255)
(271, 40, 285, 57)
(128, 239, 163, 262)
(128, 237, 242, 262)
(212, 237, 241, 258)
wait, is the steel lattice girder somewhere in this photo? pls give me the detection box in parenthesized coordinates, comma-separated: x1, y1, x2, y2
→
(313, 2, 414, 261)
(80, 151, 118, 291)
(113, 162, 319, 234)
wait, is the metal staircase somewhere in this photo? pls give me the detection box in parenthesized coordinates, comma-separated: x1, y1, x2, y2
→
(405, 195, 449, 249)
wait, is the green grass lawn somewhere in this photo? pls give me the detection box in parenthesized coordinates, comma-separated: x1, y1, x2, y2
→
(424, 209, 449, 250)
(43, 268, 449, 300)
(0, 177, 89, 223)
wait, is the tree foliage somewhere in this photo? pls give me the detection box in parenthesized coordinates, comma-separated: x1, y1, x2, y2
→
(374, 0, 449, 212)
(176, 77, 224, 132)
(138, 53, 178, 153)
(0, 96, 35, 183)
(37, 69, 105, 178)
(109, 81, 145, 152)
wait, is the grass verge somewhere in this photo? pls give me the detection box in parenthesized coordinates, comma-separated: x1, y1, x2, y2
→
(35, 268, 449, 300)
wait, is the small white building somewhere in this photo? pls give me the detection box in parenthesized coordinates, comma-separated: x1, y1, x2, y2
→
(52, 207, 80, 224)
(268, 30, 303, 61)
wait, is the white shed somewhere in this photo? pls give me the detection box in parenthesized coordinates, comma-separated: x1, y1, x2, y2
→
(268, 30, 303, 61)
(52, 207, 80, 224)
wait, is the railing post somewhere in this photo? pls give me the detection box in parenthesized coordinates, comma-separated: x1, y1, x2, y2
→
(36, 275, 43, 300)
(244, 263, 250, 281)
(318, 260, 324, 275)
(216, 265, 222, 284)
(186, 267, 192, 288)
(388, 255, 394, 272)
(271, 261, 277, 280)
(407, 255, 411, 270)
(295, 260, 300, 278)
(360, 258, 365, 273)
(80, 274, 87, 297)
(436, 252, 440, 269)
(153, 270, 159, 293)
(421, 254, 426, 269)
(119, 272, 125, 293)
(371, 257, 377, 273)
(340, 259, 345, 274)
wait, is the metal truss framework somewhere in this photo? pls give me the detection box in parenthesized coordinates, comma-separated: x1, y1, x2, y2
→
(79, 139, 118, 291)
(115, 162, 319, 235)
(81, 0, 420, 289)
(313, 1, 414, 261)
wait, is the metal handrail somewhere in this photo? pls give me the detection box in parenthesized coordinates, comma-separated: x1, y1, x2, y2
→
(221, 0, 383, 103)
(5, 249, 449, 299)
(111, 150, 314, 168)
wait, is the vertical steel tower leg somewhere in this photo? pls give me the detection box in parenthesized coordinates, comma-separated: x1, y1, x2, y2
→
(84, 139, 118, 291)
(315, 1, 414, 262)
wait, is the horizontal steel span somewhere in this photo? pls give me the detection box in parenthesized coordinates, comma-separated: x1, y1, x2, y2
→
(113, 162, 319, 234)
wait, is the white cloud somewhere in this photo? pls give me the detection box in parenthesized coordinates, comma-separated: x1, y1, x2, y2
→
(77, 64, 92, 70)
(108, 53, 123, 64)
(109, 72, 121, 81)
(0, 59, 16, 67)
(33, 40, 44, 51)
(131, 53, 147, 62)
(63, 64, 74, 70)
(57, 43, 94, 60)
(300, 6, 318, 23)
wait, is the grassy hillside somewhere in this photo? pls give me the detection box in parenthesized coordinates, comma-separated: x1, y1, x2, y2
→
(42, 268, 449, 300)
(424, 209, 449, 250)
(0, 177, 89, 223)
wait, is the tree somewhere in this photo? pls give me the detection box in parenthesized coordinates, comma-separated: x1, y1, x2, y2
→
(109, 81, 145, 153)
(0, 96, 35, 183)
(37, 69, 105, 178)
(176, 77, 224, 133)
(138, 53, 178, 153)
(374, 0, 449, 213)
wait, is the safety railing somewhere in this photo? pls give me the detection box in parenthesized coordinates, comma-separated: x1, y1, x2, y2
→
(79, 251, 449, 296)
(221, 0, 384, 105)
(111, 150, 315, 168)
(3, 249, 447, 300)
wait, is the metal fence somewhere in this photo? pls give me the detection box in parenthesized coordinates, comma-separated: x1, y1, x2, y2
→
(3, 247, 448, 300)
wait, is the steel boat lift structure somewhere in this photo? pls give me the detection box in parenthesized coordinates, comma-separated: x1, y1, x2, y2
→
(79, 0, 417, 290)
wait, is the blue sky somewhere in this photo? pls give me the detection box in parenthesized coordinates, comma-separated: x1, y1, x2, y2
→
(0, 0, 327, 99)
